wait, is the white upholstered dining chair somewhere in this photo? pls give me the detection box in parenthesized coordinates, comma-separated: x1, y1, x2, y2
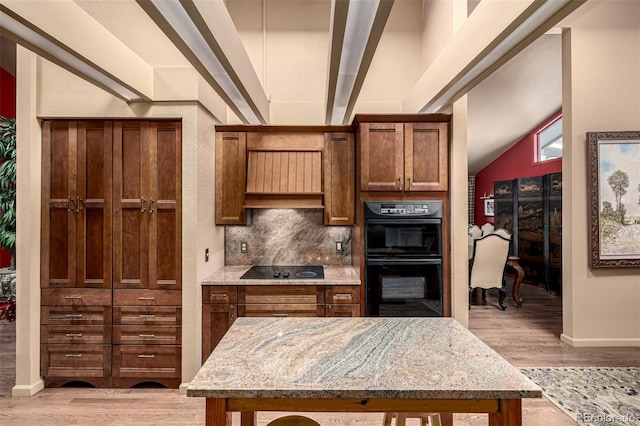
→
(469, 233, 511, 310)
(480, 222, 494, 236)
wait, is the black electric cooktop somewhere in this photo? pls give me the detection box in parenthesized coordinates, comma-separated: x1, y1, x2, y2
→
(240, 265, 324, 280)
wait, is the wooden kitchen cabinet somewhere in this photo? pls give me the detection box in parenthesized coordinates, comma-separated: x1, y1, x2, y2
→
(359, 121, 448, 192)
(201, 284, 360, 361)
(41, 119, 182, 388)
(324, 132, 355, 225)
(215, 132, 247, 225)
(41, 121, 113, 386)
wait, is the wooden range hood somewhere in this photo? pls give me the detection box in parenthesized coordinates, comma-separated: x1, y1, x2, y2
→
(244, 132, 324, 209)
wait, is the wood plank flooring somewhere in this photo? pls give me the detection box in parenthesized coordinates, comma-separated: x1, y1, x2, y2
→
(1, 280, 639, 425)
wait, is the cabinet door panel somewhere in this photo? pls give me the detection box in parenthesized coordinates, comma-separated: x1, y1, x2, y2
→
(215, 132, 247, 224)
(404, 122, 448, 191)
(77, 121, 112, 289)
(113, 122, 149, 289)
(149, 122, 181, 290)
(41, 121, 77, 289)
(202, 304, 236, 361)
(324, 133, 354, 225)
(360, 123, 404, 191)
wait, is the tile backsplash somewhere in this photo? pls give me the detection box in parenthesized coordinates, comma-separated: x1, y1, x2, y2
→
(225, 209, 352, 266)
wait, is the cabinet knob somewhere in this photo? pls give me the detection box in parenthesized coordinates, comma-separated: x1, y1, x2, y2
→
(140, 197, 146, 212)
(65, 354, 82, 358)
(65, 333, 83, 338)
(397, 176, 401, 189)
(407, 176, 412, 190)
(138, 354, 156, 358)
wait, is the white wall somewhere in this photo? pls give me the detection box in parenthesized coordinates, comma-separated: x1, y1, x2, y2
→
(561, 0, 640, 346)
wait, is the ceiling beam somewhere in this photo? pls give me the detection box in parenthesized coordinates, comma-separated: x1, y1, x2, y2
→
(0, 0, 153, 101)
(403, 0, 586, 114)
(326, 0, 394, 125)
(137, 0, 269, 124)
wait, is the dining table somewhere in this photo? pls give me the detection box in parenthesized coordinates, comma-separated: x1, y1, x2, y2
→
(187, 317, 541, 426)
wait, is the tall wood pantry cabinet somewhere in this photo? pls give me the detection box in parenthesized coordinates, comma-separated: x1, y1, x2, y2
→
(41, 120, 182, 388)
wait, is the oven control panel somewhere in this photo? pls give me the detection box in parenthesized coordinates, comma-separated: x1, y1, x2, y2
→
(380, 204, 430, 215)
(366, 201, 442, 218)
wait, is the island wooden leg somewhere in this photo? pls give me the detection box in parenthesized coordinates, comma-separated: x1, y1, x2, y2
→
(506, 256, 524, 307)
(241, 411, 257, 426)
(488, 399, 522, 426)
(205, 398, 232, 426)
(440, 412, 453, 426)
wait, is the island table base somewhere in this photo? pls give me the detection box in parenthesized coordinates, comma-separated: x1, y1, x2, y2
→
(205, 397, 523, 426)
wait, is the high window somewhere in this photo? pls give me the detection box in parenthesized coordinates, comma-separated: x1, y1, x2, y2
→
(536, 116, 562, 162)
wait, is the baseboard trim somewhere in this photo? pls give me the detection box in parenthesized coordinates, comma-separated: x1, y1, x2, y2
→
(561, 333, 640, 347)
(12, 379, 45, 396)
(179, 383, 189, 395)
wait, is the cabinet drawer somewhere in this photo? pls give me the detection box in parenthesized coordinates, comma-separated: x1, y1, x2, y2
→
(41, 289, 111, 306)
(238, 304, 324, 317)
(41, 306, 112, 325)
(113, 289, 181, 306)
(41, 344, 111, 378)
(41, 325, 111, 344)
(113, 306, 182, 326)
(203, 286, 237, 304)
(325, 286, 361, 304)
(238, 286, 324, 304)
(326, 304, 360, 317)
(114, 325, 181, 345)
(113, 345, 181, 378)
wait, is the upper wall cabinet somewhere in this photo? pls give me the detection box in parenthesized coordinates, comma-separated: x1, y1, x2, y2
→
(214, 127, 355, 226)
(215, 132, 247, 225)
(359, 121, 449, 192)
(324, 132, 354, 225)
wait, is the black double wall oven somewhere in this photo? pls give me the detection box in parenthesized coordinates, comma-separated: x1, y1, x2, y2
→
(364, 201, 443, 317)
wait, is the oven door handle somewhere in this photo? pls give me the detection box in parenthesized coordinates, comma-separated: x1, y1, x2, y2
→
(366, 218, 441, 225)
(366, 259, 442, 266)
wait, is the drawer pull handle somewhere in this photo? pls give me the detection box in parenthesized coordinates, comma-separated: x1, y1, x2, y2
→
(138, 297, 156, 301)
(65, 354, 82, 358)
(138, 354, 156, 358)
(64, 296, 83, 300)
(65, 333, 83, 338)
(273, 313, 288, 317)
(65, 314, 84, 319)
(333, 293, 352, 301)
(138, 334, 156, 338)
(138, 314, 156, 319)
(210, 294, 229, 300)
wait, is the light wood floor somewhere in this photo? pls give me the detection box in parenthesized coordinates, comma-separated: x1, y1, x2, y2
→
(1, 281, 639, 425)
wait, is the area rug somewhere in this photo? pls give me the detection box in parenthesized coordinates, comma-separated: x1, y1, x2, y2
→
(520, 367, 640, 426)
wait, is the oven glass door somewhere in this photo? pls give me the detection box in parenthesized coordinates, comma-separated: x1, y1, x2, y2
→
(366, 219, 441, 259)
(366, 261, 442, 317)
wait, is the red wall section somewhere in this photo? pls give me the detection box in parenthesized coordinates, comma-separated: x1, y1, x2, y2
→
(0, 67, 16, 268)
(1, 67, 16, 119)
(473, 110, 562, 226)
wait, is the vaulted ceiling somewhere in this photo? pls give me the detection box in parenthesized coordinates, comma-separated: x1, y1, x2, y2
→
(0, 0, 571, 174)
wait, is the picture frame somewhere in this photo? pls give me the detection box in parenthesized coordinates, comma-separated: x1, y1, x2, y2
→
(587, 131, 640, 268)
(483, 198, 495, 217)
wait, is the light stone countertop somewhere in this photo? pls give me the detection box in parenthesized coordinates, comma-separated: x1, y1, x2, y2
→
(201, 265, 360, 286)
(187, 317, 542, 400)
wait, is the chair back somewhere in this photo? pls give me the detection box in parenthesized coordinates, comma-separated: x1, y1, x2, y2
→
(493, 228, 512, 240)
(468, 225, 482, 239)
(480, 222, 494, 236)
(470, 233, 510, 290)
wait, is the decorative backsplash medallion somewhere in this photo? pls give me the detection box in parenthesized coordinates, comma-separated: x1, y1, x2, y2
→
(225, 209, 351, 266)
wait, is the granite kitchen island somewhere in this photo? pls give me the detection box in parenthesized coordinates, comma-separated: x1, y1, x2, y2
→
(187, 317, 541, 426)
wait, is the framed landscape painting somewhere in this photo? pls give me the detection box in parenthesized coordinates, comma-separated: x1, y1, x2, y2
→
(587, 131, 640, 268)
